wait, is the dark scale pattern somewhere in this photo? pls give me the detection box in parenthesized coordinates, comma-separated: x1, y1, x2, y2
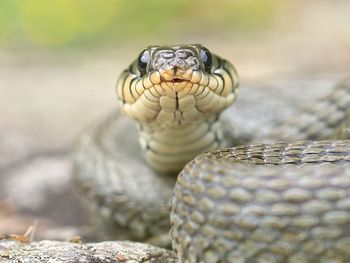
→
(73, 111, 176, 247)
(269, 79, 350, 141)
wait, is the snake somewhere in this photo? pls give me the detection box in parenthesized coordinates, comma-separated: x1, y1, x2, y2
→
(73, 44, 350, 262)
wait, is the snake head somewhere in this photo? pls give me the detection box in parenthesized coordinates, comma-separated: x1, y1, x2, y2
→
(116, 44, 239, 128)
(137, 45, 212, 83)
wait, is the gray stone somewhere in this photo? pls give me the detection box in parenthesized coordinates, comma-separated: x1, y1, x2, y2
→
(0, 240, 177, 263)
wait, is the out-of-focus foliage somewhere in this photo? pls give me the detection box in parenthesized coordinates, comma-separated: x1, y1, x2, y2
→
(0, 0, 283, 49)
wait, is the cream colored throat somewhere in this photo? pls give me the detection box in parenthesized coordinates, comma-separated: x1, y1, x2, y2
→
(139, 117, 225, 174)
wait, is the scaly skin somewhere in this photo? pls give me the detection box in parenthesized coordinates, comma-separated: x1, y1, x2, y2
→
(171, 141, 350, 262)
(116, 44, 238, 173)
(73, 45, 350, 262)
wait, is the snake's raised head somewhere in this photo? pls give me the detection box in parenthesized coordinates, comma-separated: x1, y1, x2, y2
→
(137, 45, 211, 84)
(116, 44, 239, 129)
(116, 44, 239, 172)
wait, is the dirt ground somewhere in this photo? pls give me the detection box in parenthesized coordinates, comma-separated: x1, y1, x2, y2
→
(0, 1, 349, 241)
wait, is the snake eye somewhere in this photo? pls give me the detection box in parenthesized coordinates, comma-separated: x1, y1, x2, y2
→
(137, 50, 150, 76)
(199, 47, 212, 72)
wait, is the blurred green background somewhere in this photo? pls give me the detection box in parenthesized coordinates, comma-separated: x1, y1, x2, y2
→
(0, 0, 283, 49)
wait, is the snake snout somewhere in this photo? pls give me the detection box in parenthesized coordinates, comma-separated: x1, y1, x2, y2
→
(153, 50, 200, 83)
(159, 67, 192, 83)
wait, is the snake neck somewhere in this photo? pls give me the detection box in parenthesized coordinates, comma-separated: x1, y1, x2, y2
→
(138, 115, 227, 174)
(116, 45, 239, 174)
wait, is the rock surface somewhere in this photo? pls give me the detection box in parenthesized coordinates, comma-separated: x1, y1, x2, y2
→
(0, 240, 177, 263)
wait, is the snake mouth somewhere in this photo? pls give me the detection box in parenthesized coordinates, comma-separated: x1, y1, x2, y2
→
(172, 78, 187, 83)
(158, 70, 191, 84)
(160, 77, 190, 84)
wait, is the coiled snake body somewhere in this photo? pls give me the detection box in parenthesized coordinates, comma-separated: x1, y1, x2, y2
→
(73, 45, 350, 262)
